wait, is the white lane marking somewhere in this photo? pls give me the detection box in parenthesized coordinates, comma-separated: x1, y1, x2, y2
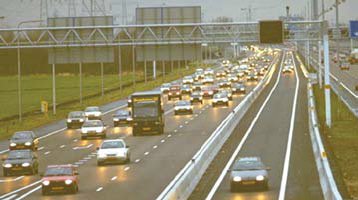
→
(174, 130, 178, 133)
(103, 104, 127, 115)
(124, 167, 130, 171)
(2, 194, 17, 200)
(144, 152, 149, 155)
(44, 151, 51, 155)
(161, 139, 165, 143)
(195, 114, 199, 117)
(153, 145, 158, 149)
(0, 149, 9, 154)
(74, 161, 83, 165)
(278, 53, 300, 200)
(0, 180, 41, 199)
(135, 159, 140, 163)
(84, 157, 92, 160)
(79, 159, 87, 162)
(72, 144, 93, 150)
(111, 176, 117, 181)
(164, 108, 175, 115)
(73, 139, 78, 142)
(179, 125, 183, 128)
(185, 121, 189, 124)
(15, 185, 41, 200)
(38, 147, 44, 151)
(0, 176, 24, 183)
(96, 187, 103, 192)
(206, 52, 285, 200)
(167, 134, 172, 138)
(60, 145, 66, 148)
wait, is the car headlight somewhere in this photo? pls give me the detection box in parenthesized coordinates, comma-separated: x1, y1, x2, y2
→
(199, 97, 203, 100)
(240, 88, 245, 91)
(113, 118, 119, 121)
(232, 88, 237, 91)
(42, 180, 50, 186)
(126, 117, 133, 121)
(82, 130, 88, 134)
(67, 119, 72, 123)
(98, 152, 107, 158)
(3, 163, 12, 168)
(175, 107, 180, 111)
(209, 91, 213, 95)
(256, 175, 265, 181)
(22, 162, 30, 167)
(79, 119, 84, 122)
(190, 97, 194, 100)
(10, 143, 16, 147)
(233, 176, 242, 182)
(25, 142, 32, 146)
(65, 179, 73, 185)
(96, 129, 104, 133)
(223, 99, 228, 102)
(169, 92, 172, 95)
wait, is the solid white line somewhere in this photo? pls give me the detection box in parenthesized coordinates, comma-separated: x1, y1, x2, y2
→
(278, 53, 301, 200)
(205, 52, 285, 200)
(0, 180, 41, 199)
(2, 194, 17, 200)
(0, 176, 24, 183)
(15, 185, 41, 200)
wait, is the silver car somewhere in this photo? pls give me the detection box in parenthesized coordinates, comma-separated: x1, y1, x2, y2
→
(230, 157, 270, 192)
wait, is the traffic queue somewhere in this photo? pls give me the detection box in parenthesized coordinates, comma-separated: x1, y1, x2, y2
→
(1, 47, 275, 195)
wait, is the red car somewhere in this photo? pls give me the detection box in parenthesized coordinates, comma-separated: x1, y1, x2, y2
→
(41, 165, 79, 195)
(168, 85, 182, 100)
(201, 86, 219, 98)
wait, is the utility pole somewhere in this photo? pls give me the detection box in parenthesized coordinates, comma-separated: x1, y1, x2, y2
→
(335, 0, 341, 66)
(321, 0, 325, 20)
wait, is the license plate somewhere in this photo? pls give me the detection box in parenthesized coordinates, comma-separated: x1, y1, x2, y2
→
(52, 186, 64, 190)
(12, 167, 22, 171)
(143, 127, 151, 131)
(242, 181, 255, 185)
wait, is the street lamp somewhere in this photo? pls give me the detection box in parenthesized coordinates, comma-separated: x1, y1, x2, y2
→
(17, 20, 43, 122)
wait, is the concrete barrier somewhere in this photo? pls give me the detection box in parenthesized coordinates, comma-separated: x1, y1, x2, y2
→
(156, 54, 280, 200)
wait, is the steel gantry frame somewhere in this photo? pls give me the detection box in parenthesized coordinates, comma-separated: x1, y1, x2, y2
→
(0, 21, 332, 126)
(0, 21, 325, 49)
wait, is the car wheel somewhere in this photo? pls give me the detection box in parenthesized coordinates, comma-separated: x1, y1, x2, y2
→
(200, 101, 203, 104)
(71, 184, 78, 194)
(174, 111, 177, 115)
(3, 169, 8, 177)
(212, 104, 216, 107)
(97, 161, 103, 166)
(42, 189, 48, 196)
(126, 156, 130, 163)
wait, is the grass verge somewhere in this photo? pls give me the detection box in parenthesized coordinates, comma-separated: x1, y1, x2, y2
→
(0, 64, 201, 141)
(313, 84, 358, 199)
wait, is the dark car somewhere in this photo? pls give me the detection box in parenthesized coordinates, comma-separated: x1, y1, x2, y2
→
(190, 92, 203, 104)
(113, 110, 132, 127)
(218, 79, 231, 88)
(232, 83, 246, 94)
(181, 84, 192, 95)
(168, 85, 182, 100)
(192, 82, 203, 91)
(66, 111, 86, 129)
(9, 131, 39, 151)
(41, 165, 79, 195)
(2, 150, 39, 176)
(230, 157, 270, 192)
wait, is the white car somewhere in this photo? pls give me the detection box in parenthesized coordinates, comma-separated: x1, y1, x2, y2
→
(81, 120, 107, 139)
(160, 83, 171, 93)
(182, 76, 194, 84)
(84, 106, 102, 120)
(212, 93, 229, 107)
(204, 68, 214, 75)
(96, 139, 130, 165)
(196, 68, 204, 74)
(282, 65, 294, 73)
(202, 75, 214, 84)
(227, 74, 238, 82)
(174, 100, 193, 115)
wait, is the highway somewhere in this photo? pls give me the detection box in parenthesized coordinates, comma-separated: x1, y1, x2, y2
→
(189, 51, 323, 200)
(0, 52, 279, 199)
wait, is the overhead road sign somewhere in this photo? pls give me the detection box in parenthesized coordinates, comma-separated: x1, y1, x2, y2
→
(259, 20, 283, 44)
(349, 20, 358, 39)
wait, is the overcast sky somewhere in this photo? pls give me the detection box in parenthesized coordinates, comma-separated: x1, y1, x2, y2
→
(113, 0, 358, 25)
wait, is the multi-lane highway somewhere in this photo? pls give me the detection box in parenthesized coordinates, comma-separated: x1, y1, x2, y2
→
(189, 51, 324, 200)
(0, 49, 280, 200)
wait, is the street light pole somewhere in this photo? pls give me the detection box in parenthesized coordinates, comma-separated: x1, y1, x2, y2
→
(335, 0, 341, 66)
(16, 20, 43, 122)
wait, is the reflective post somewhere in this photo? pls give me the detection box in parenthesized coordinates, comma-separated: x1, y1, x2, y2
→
(132, 45, 136, 89)
(323, 34, 332, 127)
(162, 60, 165, 80)
(52, 63, 56, 115)
(144, 60, 147, 83)
(17, 31, 22, 122)
(118, 45, 122, 92)
(153, 60, 156, 79)
(318, 41, 323, 88)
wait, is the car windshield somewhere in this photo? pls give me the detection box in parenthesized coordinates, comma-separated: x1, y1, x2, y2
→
(232, 160, 265, 171)
(7, 151, 31, 160)
(45, 167, 73, 176)
(214, 94, 225, 98)
(85, 107, 99, 112)
(115, 110, 129, 116)
(83, 121, 103, 127)
(181, 85, 190, 89)
(133, 101, 158, 118)
(69, 112, 84, 118)
(101, 141, 125, 149)
(12, 132, 32, 140)
(170, 86, 180, 90)
(176, 101, 189, 106)
(162, 83, 170, 87)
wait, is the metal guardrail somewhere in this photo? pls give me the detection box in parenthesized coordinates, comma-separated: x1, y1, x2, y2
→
(156, 53, 280, 200)
(307, 82, 343, 200)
